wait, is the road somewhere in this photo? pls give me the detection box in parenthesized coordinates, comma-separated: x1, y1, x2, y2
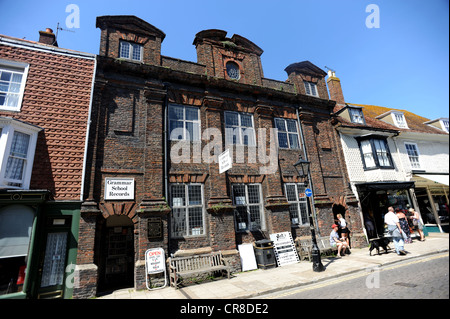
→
(258, 253, 449, 299)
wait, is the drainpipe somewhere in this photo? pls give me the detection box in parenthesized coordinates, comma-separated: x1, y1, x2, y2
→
(163, 82, 170, 253)
(80, 56, 97, 201)
(296, 107, 321, 236)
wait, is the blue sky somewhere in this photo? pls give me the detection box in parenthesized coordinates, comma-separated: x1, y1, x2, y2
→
(1, 0, 448, 120)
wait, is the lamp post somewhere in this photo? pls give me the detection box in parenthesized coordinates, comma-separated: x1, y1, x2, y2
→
(294, 155, 325, 272)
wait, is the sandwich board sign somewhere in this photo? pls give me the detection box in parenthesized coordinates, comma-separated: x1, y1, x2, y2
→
(269, 232, 299, 267)
(145, 248, 167, 290)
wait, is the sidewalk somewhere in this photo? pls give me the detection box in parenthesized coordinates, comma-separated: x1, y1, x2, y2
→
(97, 232, 449, 299)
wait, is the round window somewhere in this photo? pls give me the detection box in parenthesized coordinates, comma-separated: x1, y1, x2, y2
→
(226, 61, 240, 80)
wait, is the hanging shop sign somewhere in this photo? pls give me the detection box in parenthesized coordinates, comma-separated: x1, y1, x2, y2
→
(269, 232, 299, 267)
(104, 178, 135, 200)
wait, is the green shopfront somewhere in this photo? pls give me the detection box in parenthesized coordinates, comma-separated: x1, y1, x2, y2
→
(0, 190, 80, 299)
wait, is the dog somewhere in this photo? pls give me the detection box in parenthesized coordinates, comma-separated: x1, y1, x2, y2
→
(369, 237, 391, 256)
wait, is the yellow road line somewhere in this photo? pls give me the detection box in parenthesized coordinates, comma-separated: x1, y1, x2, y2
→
(263, 253, 449, 299)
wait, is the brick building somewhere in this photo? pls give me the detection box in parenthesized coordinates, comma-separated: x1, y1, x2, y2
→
(0, 30, 96, 298)
(74, 15, 365, 298)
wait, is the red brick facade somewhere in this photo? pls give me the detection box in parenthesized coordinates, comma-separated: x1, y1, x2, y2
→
(74, 16, 364, 298)
(0, 36, 95, 200)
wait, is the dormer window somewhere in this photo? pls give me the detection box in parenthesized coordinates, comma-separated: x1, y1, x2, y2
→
(441, 119, 449, 133)
(349, 108, 365, 124)
(119, 41, 143, 61)
(303, 81, 318, 97)
(392, 112, 408, 129)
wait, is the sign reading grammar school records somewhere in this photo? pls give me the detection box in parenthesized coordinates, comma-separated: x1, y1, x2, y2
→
(104, 178, 135, 200)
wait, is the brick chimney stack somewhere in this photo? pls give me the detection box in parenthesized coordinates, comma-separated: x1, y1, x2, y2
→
(39, 28, 58, 47)
(327, 70, 345, 110)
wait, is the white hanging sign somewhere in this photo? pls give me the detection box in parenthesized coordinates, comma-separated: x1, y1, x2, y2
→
(218, 149, 232, 174)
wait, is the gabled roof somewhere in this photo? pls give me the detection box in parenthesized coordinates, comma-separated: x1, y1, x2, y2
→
(96, 15, 166, 41)
(338, 103, 448, 135)
(193, 29, 263, 55)
(284, 61, 327, 77)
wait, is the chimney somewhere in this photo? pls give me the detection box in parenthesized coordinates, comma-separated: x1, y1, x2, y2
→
(327, 69, 345, 108)
(39, 28, 58, 47)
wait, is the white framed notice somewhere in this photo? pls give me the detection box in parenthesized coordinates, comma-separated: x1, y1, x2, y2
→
(104, 178, 135, 200)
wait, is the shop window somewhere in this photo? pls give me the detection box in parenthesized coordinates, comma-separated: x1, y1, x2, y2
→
(232, 184, 265, 232)
(274, 118, 300, 149)
(284, 183, 309, 226)
(170, 183, 205, 237)
(0, 205, 35, 295)
(169, 104, 200, 141)
(0, 118, 41, 189)
(357, 136, 394, 170)
(225, 111, 255, 146)
(0, 59, 29, 112)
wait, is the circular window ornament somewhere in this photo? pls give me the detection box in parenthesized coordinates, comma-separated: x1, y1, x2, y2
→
(226, 61, 240, 80)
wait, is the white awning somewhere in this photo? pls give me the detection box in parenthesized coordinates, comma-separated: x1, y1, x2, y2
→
(416, 174, 449, 187)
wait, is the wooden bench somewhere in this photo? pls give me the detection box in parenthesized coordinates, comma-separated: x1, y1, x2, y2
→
(295, 236, 312, 261)
(296, 236, 340, 260)
(317, 236, 339, 256)
(168, 252, 231, 289)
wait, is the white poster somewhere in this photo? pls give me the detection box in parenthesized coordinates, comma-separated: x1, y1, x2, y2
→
(270, 232, 299, 267)
(238, 243, 257, 272)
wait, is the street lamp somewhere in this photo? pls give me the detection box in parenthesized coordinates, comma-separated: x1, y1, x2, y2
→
(294, 155, 325, 272)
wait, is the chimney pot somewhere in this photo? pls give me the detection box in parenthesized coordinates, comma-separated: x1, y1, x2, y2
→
(39, 28, 58, 47)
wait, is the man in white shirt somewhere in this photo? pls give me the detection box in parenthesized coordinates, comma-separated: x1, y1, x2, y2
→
(384, 206, 406, 255)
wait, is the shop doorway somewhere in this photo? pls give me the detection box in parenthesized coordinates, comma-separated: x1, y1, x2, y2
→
(97, 215, 134, 293)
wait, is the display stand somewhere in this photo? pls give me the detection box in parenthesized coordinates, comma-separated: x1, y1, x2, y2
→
(145, 248, 167, 290)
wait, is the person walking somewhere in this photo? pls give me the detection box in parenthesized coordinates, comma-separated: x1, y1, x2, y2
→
(384, 206, 407, 255)
(396, 208, 412, 244)
(409, 208, 425, 241)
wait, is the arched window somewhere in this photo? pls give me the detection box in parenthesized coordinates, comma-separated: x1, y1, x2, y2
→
(226, 61, 240, 80)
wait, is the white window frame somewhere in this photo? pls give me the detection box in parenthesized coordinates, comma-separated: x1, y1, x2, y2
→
(168, 104, 201, 141)
(274, 118, 301, 149)
(284, 183, 309, 226)
(224, 111, 256, 146)
(231, 183, 265, 232)
(0, 59, 29, 112)
(440, 119, 449, 133)
(0, 118, 41, 189)
(405, 142, 421, 170)
(119, 41, 143, 62)
(349, 108, 365, 124)
(392, 112, 409, 129)
(169, 183, 205, 238)
(303, 81, 318, 97)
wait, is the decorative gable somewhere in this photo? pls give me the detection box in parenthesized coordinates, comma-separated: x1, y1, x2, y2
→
(96, 15, 166, 65)
(193, 29, 264, 85)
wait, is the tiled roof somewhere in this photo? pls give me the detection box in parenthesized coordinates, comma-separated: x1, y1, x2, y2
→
(336, 103, 448, 135)
(0, 37, 95, 200)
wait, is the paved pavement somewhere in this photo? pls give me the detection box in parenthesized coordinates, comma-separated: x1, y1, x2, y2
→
(97, 232, 449, 299)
